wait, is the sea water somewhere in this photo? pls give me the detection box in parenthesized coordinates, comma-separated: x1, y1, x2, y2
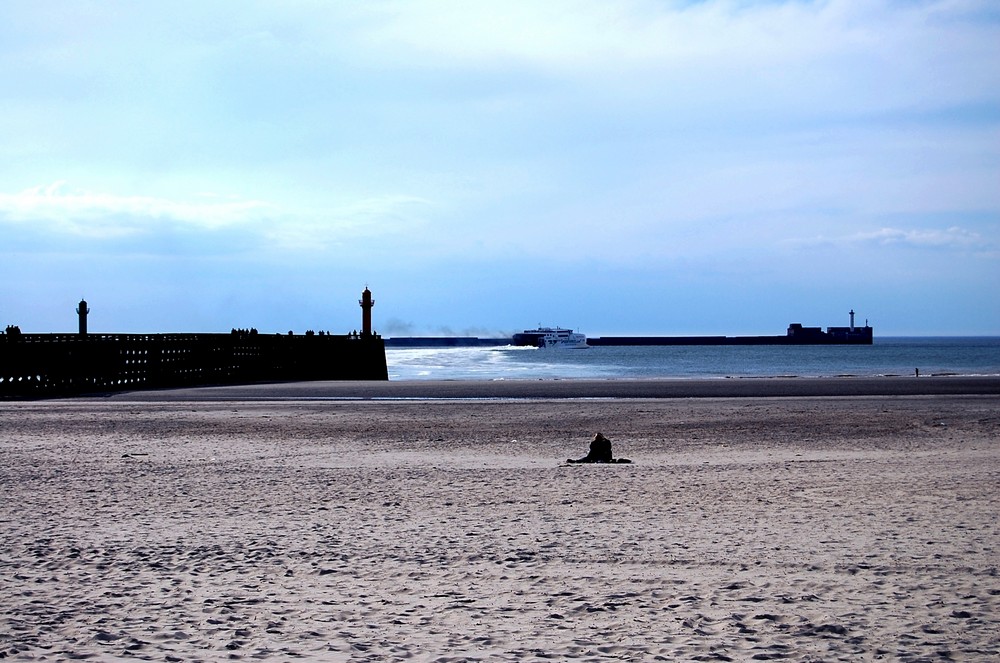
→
(386, 337, 1000, 381)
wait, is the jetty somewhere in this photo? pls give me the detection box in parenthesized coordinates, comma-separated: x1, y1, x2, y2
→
(1, 289, 388, 399)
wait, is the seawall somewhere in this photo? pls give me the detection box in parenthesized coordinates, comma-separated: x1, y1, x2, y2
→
(384, 337, 510, 348)
(587, 334, 873, 346)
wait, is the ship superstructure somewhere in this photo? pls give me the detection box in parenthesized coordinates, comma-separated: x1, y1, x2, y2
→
(512, 327, 588, 349)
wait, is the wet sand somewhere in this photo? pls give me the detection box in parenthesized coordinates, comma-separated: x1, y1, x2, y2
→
(97, 375, 1000, 401)
(1, 379, 998, 661)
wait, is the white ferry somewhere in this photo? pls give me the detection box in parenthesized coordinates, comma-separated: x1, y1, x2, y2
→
(512, 326, 588, 349)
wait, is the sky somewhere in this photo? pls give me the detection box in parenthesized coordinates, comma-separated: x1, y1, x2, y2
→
(1, 0, 998, 337)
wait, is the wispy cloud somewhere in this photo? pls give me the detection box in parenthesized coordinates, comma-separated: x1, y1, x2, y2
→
(0, 182, 274, 238)
(358, 0, 999, 112)
(855, 227, 984, 249)
(260, 194, 434, 252)
(790, 226, 989, 252)
(0, 183, 433, 250)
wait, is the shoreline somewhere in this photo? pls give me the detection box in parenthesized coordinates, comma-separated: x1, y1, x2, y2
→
(86, 374, 1000, 401)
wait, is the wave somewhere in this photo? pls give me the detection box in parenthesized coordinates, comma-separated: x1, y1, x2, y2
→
(386, 340, 1000, 382)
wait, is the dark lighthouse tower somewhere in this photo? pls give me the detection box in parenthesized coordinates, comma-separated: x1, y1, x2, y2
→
(77, 298, 90, 336)
(359, 287, 374, 336)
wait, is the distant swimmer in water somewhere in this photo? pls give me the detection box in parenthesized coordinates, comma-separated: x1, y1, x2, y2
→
(567, 433, 631, 464)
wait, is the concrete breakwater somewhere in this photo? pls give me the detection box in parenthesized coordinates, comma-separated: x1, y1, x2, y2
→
(1, 332, 388, 399)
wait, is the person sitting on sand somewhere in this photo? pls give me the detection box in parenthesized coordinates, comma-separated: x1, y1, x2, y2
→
(568, 432, 623, 464)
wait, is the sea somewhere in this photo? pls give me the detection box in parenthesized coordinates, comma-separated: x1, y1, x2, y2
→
(386, 337, 1000, 381)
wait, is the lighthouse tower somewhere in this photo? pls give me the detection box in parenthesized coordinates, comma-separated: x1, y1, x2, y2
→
(77, 298, 90, 336)
(359, 287, 374, 336)
(849, 309, 856, 331)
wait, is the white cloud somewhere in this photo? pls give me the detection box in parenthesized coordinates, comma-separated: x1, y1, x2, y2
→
(0, 182, 274, 238)
(356, 0, 999, 112)
(790, 225, 989, 251)
(853, 226, 984, 249)
(0, 182, 435, 253)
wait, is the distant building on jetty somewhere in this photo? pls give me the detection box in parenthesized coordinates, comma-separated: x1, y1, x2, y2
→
(1, 289, 387, 399)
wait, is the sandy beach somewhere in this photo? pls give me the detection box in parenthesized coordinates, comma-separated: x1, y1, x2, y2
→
(1, 378, 998, 661)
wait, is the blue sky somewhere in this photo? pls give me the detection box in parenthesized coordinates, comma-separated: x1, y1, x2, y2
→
(1, 0, 998, 336)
